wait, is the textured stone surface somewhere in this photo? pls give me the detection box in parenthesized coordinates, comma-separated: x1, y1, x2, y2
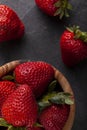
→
(0, 0, 87, 130)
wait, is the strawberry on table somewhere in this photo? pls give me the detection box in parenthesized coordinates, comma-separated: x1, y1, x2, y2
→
(0, 81, 17, 117)
(35, 0, 72, 19)
(14, 61, 54, 98)
(60, 26, 87, 67)
(0, 5, 24, 43)
(1, 84, 38, 128)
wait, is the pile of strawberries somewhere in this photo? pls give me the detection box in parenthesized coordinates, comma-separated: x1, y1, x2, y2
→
(1, 0, 85, 129)
(0, 61, 74, 130)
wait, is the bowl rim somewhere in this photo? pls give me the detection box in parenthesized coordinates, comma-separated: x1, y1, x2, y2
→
(54, 67, 75, 130)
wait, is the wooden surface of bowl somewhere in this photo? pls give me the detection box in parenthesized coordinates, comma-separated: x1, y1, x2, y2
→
(0, 60, 75, 130)
(54, 68, 75, 130)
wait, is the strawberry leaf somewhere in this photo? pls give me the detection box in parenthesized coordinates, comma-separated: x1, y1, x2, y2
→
(8, 126, 26, 130)
(54, 1, 61, 7)
(38, 101, 51, 112)
(2, 75, 14, 81)
(33, 122, 43, 128)
(66, 25, 87, 43)
(49, 96, 65, 104)
(54, 8, 62, 16)
(0, 118, 10, 127)
(67, 3, 72, 10)
(64, 9, 69, 17)
(0, 118, 26, 130)
(48, 80, 57, 92)
(49, 92, 74, 105)
(38, 92, 74, 112)
(65, 97, 74, 105)
(54, 0, 72, 19)
(59, 10, 64, 19)
(7, 126, 26, 130)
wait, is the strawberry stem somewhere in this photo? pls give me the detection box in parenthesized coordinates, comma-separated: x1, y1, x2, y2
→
(67, 25, 87, 43)
(54, 0, 72, 19)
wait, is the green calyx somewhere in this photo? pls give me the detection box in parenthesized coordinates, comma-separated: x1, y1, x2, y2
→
(67, 25, 87, 43)
(2, 75, 14, 81)
(0, 118, 26, 130)
(0, 118, 43, 130)
(54, 0, 72, 19)
(38, 91, 74, 112)
(38, 80, 74, 112)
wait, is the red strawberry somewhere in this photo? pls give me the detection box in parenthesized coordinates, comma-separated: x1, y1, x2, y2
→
(14, 61, 54, 98)
(0, 81, 17, 117)
(38, 90, 74, 130)
(1, 84, 38, 127)
(35, 0, 72, 19)
(39, 104, 70, 130)
(60, 26, 87, 67)
(0, 5, 24, 43)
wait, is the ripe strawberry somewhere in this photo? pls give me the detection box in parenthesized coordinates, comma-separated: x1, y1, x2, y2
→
(0, 5, 24, 43)
(60, 26, 87, 67)
(39, 104, 70, 130)
(35, 0, 72, 19)
(1, 84, 38, 127)
(0, 81, 17, 117)
(14, 61, 54, 98)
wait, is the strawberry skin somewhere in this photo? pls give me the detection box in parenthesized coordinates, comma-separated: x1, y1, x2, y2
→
(0, 5, 24, 43)
(39, 104, 70, 130)
(0, 81, 17, 117)
(35, 0, 72, 19)
(35, 0, 58, 16)
(14, 61, 54, 98)
(60, 29, 87, 67)
(1, 84, 38, 127)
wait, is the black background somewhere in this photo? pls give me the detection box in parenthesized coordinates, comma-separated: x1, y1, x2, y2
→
(0, 0, 87, 130)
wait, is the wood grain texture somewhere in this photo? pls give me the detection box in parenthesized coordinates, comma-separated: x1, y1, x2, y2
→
(0, 60, 21, 77)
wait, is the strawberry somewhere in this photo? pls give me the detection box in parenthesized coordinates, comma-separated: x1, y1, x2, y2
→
(39, 104, 70, 130)
(1, 84, 38, 127)
(0, 5, 24, 43)
(14, 61, 54, 98)
(60, 26, 87, 67)
(0, 81, 17, 117)
(38, 90, 74, 130)
(35, 0, 72, 19)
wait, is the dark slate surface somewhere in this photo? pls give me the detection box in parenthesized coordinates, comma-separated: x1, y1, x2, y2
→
(0, 0, 87, 130)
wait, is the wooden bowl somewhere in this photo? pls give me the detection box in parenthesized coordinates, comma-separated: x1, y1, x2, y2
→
(0, 60, 75, 130)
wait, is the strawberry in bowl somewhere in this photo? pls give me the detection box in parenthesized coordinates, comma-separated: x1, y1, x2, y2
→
(14, 61, 54, 98)
(0, 60, 75, 130)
